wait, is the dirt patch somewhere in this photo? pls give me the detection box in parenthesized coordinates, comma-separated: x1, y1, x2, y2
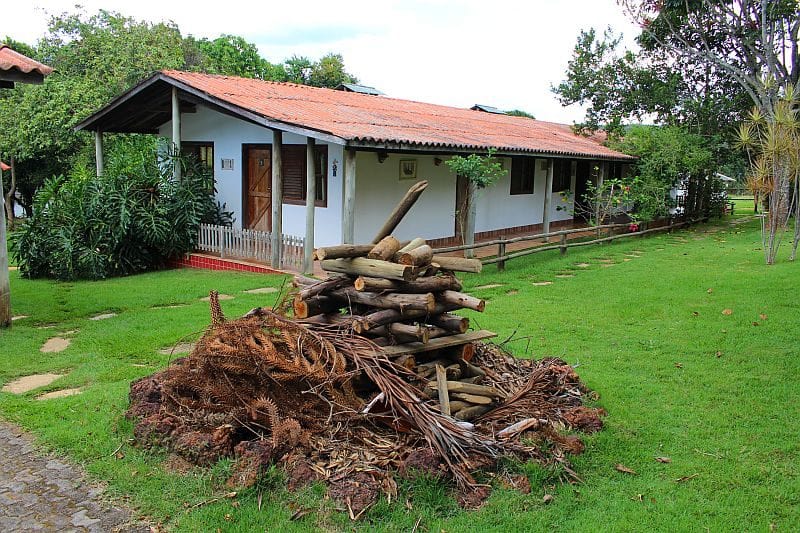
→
(598, 259, 615, 264)
(532, 281, 553, 286)
(11, 315, 29, 321)
(2, 373, 65, 394)
(329, 471, 381, 517)
(41, 337, 71, 353)
(152, 304, 189, 309)
(243, 287, 279, 295)
(158, 342, 195, 355)
(163, 453, 195, 475)
(200, 294, 233, 301)
(37, 388, 82, 400)
(506, 290, 519, 295)
(574, 263, 590, 268)
(601, 263, 616, 268)
(89, 312, 117, 321)
(474, 284, 504, 290)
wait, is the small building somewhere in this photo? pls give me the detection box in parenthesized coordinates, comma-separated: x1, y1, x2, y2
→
(76, 70, 634, 264)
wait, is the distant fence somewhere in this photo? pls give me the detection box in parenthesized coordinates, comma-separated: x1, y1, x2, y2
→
(433, 217, 706, 271)
(197, 223, 304, 271)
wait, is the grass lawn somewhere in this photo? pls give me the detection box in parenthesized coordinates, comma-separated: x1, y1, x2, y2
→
(1, 216, 798, 531)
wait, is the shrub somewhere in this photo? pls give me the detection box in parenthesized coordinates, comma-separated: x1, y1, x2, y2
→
(11, 142, 224, 280)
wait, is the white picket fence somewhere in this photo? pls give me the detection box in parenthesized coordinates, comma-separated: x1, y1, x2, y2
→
(197, 223, 304, 270)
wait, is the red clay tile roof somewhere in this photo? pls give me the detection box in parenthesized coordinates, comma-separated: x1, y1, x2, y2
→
(162, 70, 633, 160)
(0, 45, 53, 76)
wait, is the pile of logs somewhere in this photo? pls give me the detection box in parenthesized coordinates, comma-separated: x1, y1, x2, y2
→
(292, 180, 505, 421)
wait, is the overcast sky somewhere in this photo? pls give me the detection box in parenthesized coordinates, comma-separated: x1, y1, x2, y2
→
(3, 1, 640, 123)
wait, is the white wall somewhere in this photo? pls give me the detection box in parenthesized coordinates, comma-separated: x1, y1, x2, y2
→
(160, 106, 344, 246)
(353, 152, 457, 243)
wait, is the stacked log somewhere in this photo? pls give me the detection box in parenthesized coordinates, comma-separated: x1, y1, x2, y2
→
(292, 180, 501, 421)
(294, 237, 502, 420)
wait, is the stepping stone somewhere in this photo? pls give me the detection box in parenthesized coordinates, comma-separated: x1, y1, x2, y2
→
(89, 312, 116, 321)
(243, 287, 279, 294)
(506, 290, 519, 296)
(153, 304, 189, 309)
(8, 266, 18, 271)
(200, 294, 234, 301)
(656, 248, 665, 251)
(475, 284, 504, 290)
(574, 263, 590, 268)
(631, 250, 644, 253)
(623, 258, 632, 262)
(37, 388, 82, 400)
(555, 274, 574, 278)
(131, 363, 151, 368)
(158, 342, 195, 355)
(11, 315, 28, 321)
(41, 337, 71, 353)
(598, 259, 615, 264)
(532, 281, 553, 286)
(61, 329, 79, 336)
(601, 263, 616, 268)
(2, 373, 65, 394)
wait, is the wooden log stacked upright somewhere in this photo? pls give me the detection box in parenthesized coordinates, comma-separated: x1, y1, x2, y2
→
(292, 180, 501, 421)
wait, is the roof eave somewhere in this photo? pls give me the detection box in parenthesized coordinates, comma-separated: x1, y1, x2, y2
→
(345, 139, 636, 161)
(75, 72, 347, 145)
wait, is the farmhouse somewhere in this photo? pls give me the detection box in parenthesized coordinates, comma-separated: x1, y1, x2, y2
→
(76, 70, 634, 267)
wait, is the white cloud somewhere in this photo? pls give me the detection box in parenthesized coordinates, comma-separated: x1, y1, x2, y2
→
(3, 0, 641, 123)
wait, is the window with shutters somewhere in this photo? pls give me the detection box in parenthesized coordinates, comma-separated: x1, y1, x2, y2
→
(510, 156, 535, 195)
(552, 159, 573, 192)
(281, 145, 328, 207)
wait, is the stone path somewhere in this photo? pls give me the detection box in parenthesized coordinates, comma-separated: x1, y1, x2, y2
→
(0, 421, 147, 532)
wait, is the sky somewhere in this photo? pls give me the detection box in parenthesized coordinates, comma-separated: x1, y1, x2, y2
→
(3, 1, 641, 124)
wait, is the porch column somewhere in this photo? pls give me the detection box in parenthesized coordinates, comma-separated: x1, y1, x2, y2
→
(542, 158, 554, 241)
(171, 87, 181, 180)
(464, 181, 477, 258)
(271, 130, 283, 267)
(0, 165, 10, 327)
(303, 137, 316, 274)
(342, 148, 357, 244)
(570, 160, 577, 192)
(94, 130, 104, 176)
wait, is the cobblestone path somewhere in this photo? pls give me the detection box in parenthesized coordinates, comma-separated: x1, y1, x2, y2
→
(0, 421, 147, 532)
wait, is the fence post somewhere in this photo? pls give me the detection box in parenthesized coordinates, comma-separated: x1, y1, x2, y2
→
(560, 233, 567, 255)
(497, 235, 506, 271)
(218, 225, 225, 258)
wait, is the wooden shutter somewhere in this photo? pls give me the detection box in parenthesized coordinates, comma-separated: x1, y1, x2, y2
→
(281, 145, 306, 203)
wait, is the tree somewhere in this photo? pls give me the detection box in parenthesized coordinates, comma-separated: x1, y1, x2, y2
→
(736, 89, 800, 264)
(506, 109, 536, 119)
(195, 35, 286, 80)
(620, 0, 799, 116)
(284, 53, 358, 87)
(445, 150, 506, 257)
(553, 27, 751, 137)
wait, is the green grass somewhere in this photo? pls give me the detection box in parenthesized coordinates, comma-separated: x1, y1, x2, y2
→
(1, 216, 799, 531)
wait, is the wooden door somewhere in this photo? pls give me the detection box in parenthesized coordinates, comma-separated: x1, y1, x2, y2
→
(246, 146, 271, 231)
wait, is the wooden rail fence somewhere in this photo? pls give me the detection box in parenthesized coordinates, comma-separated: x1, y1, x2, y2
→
(434, 218, 705, 271)
(197, 224, 304, 271)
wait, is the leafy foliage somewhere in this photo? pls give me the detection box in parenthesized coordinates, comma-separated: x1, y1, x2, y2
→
(10, 143, 220, 280)
(444, 149, 507, 189)
(609, 125, 715, 220)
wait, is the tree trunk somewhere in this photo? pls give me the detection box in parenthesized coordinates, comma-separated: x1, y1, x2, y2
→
(372, 180, 429, 243)
(4, 157, 16, 225)
(398, 244, 433, 266)
(464, 181, 477, 258)
(0, 166, 11, 328)
(368, 236, 402, 261)
(430, 255, 482, 273)
(314, 244, 373, 260)
(296, 276, 350, 300)
(353, 273, 462, 294)
(437, 290, 485, 312)
(320, 257, 417, 281)
(328, 287, 436, 313)
(427, 312, 469, 333)
(292, 294, 341, 319)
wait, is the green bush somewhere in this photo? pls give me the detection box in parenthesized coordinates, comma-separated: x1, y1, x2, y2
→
(11, 141, 225, 280)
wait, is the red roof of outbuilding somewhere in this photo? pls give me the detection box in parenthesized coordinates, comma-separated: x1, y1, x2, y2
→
(0, 45, 53, 76)
(162, 71, 631, 160)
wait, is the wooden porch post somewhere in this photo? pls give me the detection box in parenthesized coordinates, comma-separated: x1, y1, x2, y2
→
(171, 87, 181, 181)
(303, 137, 316, 274)
(542, 158, 554, 241)
(271, 130, 283, 267)
(342, 148, 357, 244)
(0, 165, 10, 327)
(94, 130, 104, 177)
